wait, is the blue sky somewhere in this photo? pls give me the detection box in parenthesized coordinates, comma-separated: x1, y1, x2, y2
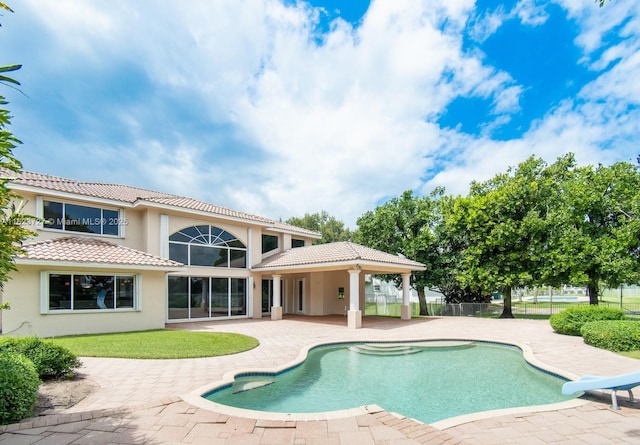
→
(2, 0, 639, 227)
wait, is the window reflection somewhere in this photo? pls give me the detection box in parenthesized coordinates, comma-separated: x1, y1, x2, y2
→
(48, 274, 136, 311)
(167, 276, 247, 320)
(169, 225, 246, 269)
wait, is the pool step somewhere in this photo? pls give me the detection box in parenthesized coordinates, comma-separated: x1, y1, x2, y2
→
(348, 343, 424, 356)
(348, 341, 475, 356)
(232, 376, 275, 394)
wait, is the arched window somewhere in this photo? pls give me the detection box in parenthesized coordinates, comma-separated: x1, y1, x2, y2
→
(169, 225, 246, 268)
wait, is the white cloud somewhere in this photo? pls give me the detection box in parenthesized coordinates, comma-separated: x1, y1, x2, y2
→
(11, 0, 640, 229)
(514, 0, 549, 26)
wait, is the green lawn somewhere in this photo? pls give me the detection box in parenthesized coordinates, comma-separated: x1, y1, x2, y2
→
(48, 329, 259, 359)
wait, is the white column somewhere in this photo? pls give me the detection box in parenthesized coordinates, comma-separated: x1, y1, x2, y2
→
(159, 214, 169, 258)
(271, 274, 282, 320)
(347, 268, 362, 329)
(401, 273, 412, 320)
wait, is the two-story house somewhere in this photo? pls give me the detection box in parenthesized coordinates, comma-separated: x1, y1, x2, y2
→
(1, 171, 425, 337)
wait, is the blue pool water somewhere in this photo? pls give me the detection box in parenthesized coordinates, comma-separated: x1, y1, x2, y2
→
(205, 341, 575, 424)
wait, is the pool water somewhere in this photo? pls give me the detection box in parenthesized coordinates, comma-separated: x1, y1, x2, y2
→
(205, 342, 575, 424)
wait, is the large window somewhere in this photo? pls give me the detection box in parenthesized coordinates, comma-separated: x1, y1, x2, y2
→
(46, 273, 137, 311)
(168, 276, 247, 320)
(43, 200, 122, 236)
(169, 225, 246, 268)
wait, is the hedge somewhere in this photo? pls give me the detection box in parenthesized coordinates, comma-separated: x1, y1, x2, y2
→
(0, 336, 81, 378)
(581, 320, 640, 352)
(549, 305, 626, 336)
(0, 352, 40, 425)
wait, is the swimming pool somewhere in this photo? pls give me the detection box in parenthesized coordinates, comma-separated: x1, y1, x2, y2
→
(204, 341, 576, 424)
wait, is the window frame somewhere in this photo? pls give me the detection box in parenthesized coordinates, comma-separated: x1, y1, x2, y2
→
(169, 225, 247, 269)
(38, 197, 125, 237)
(291, 238, 306, 248)
(167, 275, 247, 321)
(40, 271, 141, 314)
(261, 234, 279, 254)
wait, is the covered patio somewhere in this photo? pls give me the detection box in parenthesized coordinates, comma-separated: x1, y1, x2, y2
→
(252, 241, 426, 328)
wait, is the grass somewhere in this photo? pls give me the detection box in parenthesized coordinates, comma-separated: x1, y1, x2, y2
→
(620, 350, 640, 359)
(48, 329, 259, 359)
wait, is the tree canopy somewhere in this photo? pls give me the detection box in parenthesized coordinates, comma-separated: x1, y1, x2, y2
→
(285, 211, 351, 244)
(444, 155, 578, 317)
(354, 189, 446, 315)
(546, 161, 640, 303)
(352, 153, 640, 318)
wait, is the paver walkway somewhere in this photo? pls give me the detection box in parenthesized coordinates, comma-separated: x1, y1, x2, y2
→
(1, 316, 639, 444)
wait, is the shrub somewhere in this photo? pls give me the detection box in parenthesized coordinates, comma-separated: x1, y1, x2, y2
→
(581, 320, 640, 352)
(549, 305, 626, 336)
(0, 352, 40, 425)
(0, 337, 81, 378)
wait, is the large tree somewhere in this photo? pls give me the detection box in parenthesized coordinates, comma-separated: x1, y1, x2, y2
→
(1, 3, 37, 309)
(445, 155, 575, 318)
(432, 194, 491, 304)
(285, 211, 351, 244)
(548, 160, 640, 304)
(354, 189, 446, 315)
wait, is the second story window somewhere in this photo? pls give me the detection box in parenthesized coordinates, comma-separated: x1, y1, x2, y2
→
(262, 234, 278, 254)
(292, 238, 305, 248)
(169, 225, 246, 268)
(43, 200, 121, 236)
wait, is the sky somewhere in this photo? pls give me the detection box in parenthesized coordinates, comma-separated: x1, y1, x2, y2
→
(1, 0, 639, 228)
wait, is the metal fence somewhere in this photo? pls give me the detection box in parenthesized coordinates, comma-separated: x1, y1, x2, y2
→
(364, 300, 640, 318)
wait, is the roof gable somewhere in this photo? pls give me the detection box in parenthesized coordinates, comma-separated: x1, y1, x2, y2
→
(253, 241, 425, 271)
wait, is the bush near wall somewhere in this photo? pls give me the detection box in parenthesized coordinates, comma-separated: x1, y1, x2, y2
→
(581, 320, 640, 352)
(549, 305, 626, 336)
(0, 337, 81, 378)
(0, 352, 40, 425)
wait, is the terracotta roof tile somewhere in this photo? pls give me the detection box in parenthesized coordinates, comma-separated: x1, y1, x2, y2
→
(269, 221, 322, 238)
(142, 196, 273, 224)
(8, 170, 172, 203)
(254, 242, 425, 270)
(6, 171, 295, 228)
(18, 237, 183, 268)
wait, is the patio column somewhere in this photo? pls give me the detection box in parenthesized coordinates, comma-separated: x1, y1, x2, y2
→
(271, 274, 282, 320)
(348, 267, 362, 329)
(401, 273, 412, 320)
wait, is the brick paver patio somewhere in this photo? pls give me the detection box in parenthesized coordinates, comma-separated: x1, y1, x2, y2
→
(1, 316, 639, 444)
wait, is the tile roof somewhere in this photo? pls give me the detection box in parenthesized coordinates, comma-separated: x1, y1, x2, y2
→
(8, 170, 173, 203)
(269, 221, 323, 238)
(18, 237, 183, 269)
(139, 196, 273, 224)
(7, 170, 310, 229)
(253, 241, 425, 270)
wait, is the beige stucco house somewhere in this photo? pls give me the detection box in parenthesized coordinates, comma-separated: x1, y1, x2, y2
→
(0, 171, 425, 337)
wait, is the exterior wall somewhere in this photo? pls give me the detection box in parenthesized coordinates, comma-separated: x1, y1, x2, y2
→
(308, 272, 326, 315)
(282, 233, 292, 250)
(6, 183, 320, 334)
(250, 273, 263, 319)
(14, 189, 147, 250)
(307, 271, 365, 316)
(2, 265, 167, 338)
